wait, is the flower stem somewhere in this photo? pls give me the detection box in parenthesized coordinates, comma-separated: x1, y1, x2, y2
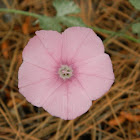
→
(0, 8, 40, 19)
(91, 27, 140, 43)
(0, 8, 139, 43)
(120, 34, 140, 43)
(91, 27, 115, 34)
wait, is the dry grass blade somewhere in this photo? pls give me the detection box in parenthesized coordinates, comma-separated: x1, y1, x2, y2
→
(0, 0, 140, 139)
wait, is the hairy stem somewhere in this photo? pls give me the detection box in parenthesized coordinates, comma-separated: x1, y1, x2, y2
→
(0, 8, 40, 18)
(0, 8, 139, 43)
(91, 27, 140, 43)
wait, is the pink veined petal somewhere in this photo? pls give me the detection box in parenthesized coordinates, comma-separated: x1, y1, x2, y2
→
(42, 83, 68, 120)
(61, 27, 91, 63)
(77, 74, 114, 100)
(22, 36, 57, 71)
(74, 53, 115, 100)
(74, 54, 115, 80)
(19, 78, 62, 107)
(67, 79, 92, 120)
(62, 27, 104, 64)
(35, 30, 62, 62)
(18, 61, 54, 88)
(43, 79, 92, 120)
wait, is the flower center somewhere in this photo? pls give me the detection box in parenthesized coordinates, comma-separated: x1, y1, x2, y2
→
(58, 65, 73, 80)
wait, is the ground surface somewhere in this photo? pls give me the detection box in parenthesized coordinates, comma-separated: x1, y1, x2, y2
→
(0, 0, 140, 140)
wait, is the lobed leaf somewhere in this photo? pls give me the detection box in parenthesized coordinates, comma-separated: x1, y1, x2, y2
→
(53, 0, 80, 16)
(38, 0, 85, 31)
(129, 0, 140, 10)
(132, 22, 140, 36)
(39, 16, 62, 32)
(60, 16, 86, 27)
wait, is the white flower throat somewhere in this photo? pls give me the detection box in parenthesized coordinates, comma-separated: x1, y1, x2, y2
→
(58, 65, 73, 80)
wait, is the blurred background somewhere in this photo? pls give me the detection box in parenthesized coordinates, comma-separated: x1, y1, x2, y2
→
(0, 0, 140, 140)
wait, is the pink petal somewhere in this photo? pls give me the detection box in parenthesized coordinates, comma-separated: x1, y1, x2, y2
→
(18, 61, 54, 88)
(77, 74, 114, 100)
(43, 79, 91, 120)
(74, 54, 115, 80)
(42, 83, 68, 120)
(62, 27, 104, 64)
(19, 78, 62, 107)
(35, 30, 62, 62)
(23, 36, 57, 71)
(67, 79, 92, 120)
(74, 53, 114, 100)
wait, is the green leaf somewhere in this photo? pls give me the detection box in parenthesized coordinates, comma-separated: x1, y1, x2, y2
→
(38, 16, 62, 32)
(132, 22, 140, 36)
(59, 16, 86, 27)
(129, 0, 140, 10)
(53, 0, 80, 16)
(37, 0, 86, 32)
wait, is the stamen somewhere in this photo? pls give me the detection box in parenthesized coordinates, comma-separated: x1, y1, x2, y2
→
(58, 65, 73, 80)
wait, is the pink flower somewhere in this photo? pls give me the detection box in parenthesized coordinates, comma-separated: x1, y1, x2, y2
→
(18, 27, 114, 120)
